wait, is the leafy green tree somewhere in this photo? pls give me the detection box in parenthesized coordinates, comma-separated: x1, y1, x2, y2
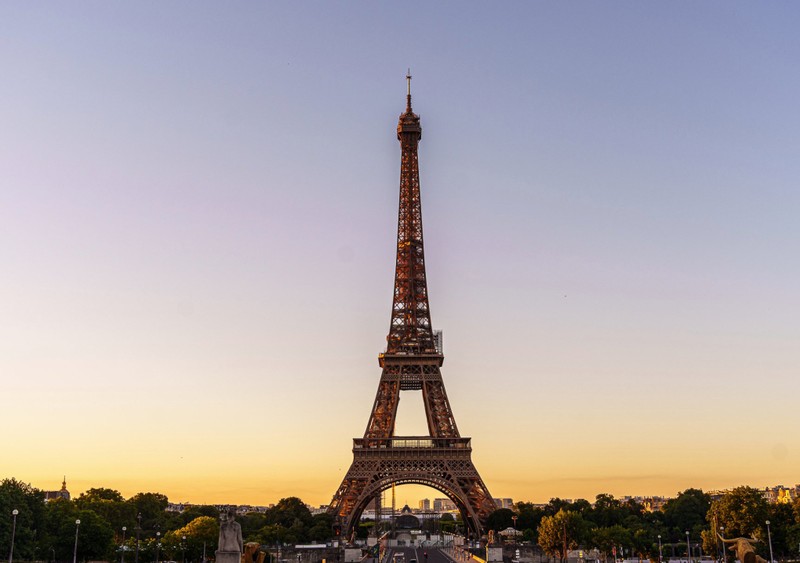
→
(663, 489, 710, 541)
(486, 508, 515, 533)
(765, 502, 796, 558)
(0, 478, 46, 561)
(571, 500, 592, 515)
(127, 493, 169, 538)
(164, 516, 218, 562)
(240, 512, 269, 542)
(590, 525, 630, 563)
(711, 487, 769, 540)
(75, 488, 135, 537)
(515, 502, 545, 543)
(170, 505, 220, 531)
(265, 498, 312, 529)
(45, 500, 115, 562)
(544, 499, 573, 517)
(308, 513, 333, 542)
(538, 509, 587, 562)
(589, 494, 627, 528)
(440, 513, 456, 533)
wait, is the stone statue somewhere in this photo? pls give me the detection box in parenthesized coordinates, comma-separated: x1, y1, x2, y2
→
(718, 534, 768, 563)
(216, 508, 243, 563)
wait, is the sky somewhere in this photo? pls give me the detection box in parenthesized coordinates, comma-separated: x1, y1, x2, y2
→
(1, 2, 799, 509)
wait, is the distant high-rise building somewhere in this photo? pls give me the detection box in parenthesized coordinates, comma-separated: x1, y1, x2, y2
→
(434, 498, 456, 511)
(493, 498, 514, 510)
(419, 499, 431, 511)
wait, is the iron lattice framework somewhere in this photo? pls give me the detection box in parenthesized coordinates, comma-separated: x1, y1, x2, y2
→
(328, 77, 496, 539)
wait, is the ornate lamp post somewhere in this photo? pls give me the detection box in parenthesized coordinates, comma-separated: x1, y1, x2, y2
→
(121, 527, 127, 563)
(9, 509, 19, 563)
(686, 531, 691, 563)
(719, 526, 725, 563)
(766, 521, 773, 563)
(73, 519, 81, 563)
(181, 536, 186, 563)
(658, 535, 662, 563)
(155, 532, 161, 563)
(135, 513, 142, 563)
(512, 515, 518, 544)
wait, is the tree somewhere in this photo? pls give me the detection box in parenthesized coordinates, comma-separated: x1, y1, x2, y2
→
(75, 488, 135, 537)
(538, 509, 586, 562)
(515, 502, 545, 543)
(544, 499, 573, 517)
(126, 493, 169, 539)
(440, 513, 456, 533)
(164, 516, 218, 562)
(711, 487, 769, 540)
(264, 498, 313, 529)
(765, 502, 796, 558)
(308, 513, 333, 542)
(486, 508, 515, 533)
(44, 500, 114, 562)
(663, 489, 710, 541)
(590, 525, 630, 563)
(589, 494, 627, 528)
(0, 478, 46, 561)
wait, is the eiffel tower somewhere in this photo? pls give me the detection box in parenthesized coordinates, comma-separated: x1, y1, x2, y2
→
(328, 74, 496, 539)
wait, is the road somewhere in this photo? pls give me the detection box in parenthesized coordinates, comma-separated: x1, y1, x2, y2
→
(383, 546, 472, 563)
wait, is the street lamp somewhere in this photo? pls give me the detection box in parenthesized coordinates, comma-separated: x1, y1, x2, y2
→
(719, 527, 725, 563)
(766, 521, 773, 563)
(9, 509, 19, 563)
(686, 531, 691, 563)
(181, 536, 186, 563)
(512, 516, 518, 544)
(122, 527, 128, 563)
(658, 535, 662, 563)
(135, 514, 142, 563)
(155, 533, 161, 563)
(73, 519, 81, 563)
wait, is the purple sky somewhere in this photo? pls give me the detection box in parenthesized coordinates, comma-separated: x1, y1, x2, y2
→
(1, 2, 799, 506)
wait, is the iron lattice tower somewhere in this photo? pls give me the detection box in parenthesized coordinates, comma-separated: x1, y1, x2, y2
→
(328, 75, 496, 539)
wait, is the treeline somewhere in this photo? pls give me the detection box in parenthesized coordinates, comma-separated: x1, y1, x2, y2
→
(486, 488, 800, 562)
(0, 479, 331, 563)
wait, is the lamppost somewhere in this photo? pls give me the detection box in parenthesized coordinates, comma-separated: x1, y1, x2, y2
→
(181, 536, 186, 563)
(155, 533, 161, 563)
(719, 527, 725, 563)
(73, 519, 81, 563)
(685, 531, 691, 563)
(766, 521, 773, 563)
(658, 535, 662, 563)
(9, 509, 19, 563)
(512, 516, 518, 544)
(121, 527, 127, 563)
(135, 514, 142, 563)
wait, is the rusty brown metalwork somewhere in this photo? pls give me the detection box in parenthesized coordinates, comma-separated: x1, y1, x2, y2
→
(328, 77, 496, 539)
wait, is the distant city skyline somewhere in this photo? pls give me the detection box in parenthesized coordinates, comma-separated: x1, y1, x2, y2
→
(2, 3, 799, 508)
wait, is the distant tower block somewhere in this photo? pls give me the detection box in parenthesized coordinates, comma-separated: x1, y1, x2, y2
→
(327, 76, 496, 539)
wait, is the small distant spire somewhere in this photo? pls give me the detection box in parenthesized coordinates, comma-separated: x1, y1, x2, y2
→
(61, 476, 67, 491)
(406, 69, 412, 111)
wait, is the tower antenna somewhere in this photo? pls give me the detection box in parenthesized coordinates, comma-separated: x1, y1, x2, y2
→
(406, 69, 412, 111)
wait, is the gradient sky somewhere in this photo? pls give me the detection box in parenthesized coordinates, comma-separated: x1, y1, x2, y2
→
(2, 3, 799, 509)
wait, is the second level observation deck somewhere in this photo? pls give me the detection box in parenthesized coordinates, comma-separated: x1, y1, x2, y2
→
(353, 436, 471, 456)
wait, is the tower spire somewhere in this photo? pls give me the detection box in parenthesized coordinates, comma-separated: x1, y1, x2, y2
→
(406, 69, 412, 112)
